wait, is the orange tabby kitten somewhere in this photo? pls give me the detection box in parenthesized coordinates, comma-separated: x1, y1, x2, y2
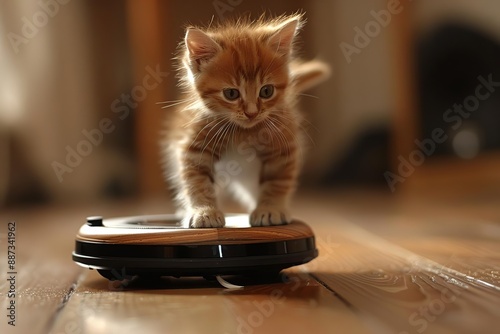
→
(163, 14, 330, 228)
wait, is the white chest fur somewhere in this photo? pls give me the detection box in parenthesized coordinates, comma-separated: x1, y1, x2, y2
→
(214, 147, 263, 210)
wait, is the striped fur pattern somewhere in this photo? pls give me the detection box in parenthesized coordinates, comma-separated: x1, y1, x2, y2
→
(162, 14, 330, 227)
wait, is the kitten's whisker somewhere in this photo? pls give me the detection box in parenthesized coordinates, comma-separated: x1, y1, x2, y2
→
(161, 101, 193, 109)
(217, 122, 232, 159)
(213, 121, 228, 160)
(158, 97, 197, 109)
(157, 97, 196, 104)
(267, 116, 300, 162)
(268, 116, 296, 142)
(271, 122, 288, 158)
(198, 116, 226, 144)
(228, 122, 237, 155)
(271, 109, 309, 128)
(270, 112, 319, 139)
(175, 99, 206, 115)
(183, 113, 208, 123)
(299, 127, 315, 147)
(297, 93, 319, 99)
(266, 118, 289, 159)
(263, 119, 278, 154)
(189, 115, 226, 157)
(182, 110, 212, 123)
(212, 120, 231, 163)
(183, 113, 213, 127)
(199, 117, 230, 164)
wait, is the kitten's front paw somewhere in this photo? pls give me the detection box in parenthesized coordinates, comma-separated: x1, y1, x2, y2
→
(250, 206, 291, 226)
(189, 208, 225, 228)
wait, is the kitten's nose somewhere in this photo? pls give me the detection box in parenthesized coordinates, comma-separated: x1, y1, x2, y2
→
(244, 104, 258, 120)
(244, 111, 258, 120)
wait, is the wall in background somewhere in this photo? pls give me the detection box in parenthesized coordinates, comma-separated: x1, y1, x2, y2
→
(306, 0, 395, 181)
(2, 0, 499, 206)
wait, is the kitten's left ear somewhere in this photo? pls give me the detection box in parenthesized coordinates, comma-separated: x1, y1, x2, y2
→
(268, 17, 301, 56)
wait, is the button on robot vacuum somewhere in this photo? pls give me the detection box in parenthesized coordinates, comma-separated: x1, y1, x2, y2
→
(86, 216, 103, 227)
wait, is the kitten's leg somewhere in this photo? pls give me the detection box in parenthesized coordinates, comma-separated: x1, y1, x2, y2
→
(250, 153, 298, 226)
(178, 149, 225, 228)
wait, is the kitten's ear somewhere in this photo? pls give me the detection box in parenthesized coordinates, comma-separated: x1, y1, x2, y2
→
(268, 18, 301, 56)
(185, 28, 221, 64)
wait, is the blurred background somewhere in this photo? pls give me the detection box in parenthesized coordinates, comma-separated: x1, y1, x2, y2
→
(1, 0, 499, 209)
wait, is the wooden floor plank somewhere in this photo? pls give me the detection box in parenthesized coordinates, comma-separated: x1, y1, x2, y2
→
(49, 270, 369, 334)
(0, 210, 84, 334)
(325, 195, 500, 291)
(303, 222, 500, 334)
(290, 192, 500, 334)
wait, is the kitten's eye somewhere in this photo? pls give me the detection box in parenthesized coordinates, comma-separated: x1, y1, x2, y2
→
(223, 88, 240, 101)
(259, 84, 274, 99)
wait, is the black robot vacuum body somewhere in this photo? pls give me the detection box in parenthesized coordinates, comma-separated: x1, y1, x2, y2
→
(72, 214, 318, 281)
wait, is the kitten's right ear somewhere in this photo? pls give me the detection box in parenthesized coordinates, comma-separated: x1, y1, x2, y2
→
(185, 28, 221, 64)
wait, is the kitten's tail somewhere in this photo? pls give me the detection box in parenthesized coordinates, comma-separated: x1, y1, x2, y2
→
(290, 59, 331, 93)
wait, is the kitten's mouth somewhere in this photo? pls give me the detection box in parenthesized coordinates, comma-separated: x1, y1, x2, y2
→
(236, 118, 263, 129)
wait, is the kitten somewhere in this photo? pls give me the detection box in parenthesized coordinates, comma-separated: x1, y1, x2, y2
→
(162, 14, 330, 228)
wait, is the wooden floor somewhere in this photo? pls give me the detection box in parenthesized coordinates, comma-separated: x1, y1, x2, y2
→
(1, 189, 499, 334)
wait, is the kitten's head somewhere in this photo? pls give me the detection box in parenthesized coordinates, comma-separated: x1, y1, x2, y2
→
(180, 14, 303, 129)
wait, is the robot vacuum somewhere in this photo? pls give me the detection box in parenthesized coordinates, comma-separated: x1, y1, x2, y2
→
(72, 214, 318, 281)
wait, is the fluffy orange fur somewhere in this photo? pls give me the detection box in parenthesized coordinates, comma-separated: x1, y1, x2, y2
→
(162, 14, 329, 227)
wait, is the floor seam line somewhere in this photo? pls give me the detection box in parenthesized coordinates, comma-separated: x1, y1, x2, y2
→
(45, 270, 87, 333)
(308, 272, 356, 311)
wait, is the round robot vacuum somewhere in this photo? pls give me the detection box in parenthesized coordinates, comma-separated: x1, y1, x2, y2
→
(72, 214, 318, 281)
